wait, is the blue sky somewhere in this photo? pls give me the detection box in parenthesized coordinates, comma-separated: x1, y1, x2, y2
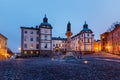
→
(0, 0, 120, 52)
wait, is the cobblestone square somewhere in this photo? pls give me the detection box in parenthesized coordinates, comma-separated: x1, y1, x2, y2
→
(0, 53, 120, 80)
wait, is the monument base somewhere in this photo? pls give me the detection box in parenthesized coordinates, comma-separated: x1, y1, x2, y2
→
(62, 51, 77, 60)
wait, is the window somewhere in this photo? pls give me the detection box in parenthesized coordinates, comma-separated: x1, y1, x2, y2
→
(24, 31, 27, 34)
(44, 29, 48, 33)
(45, 43, 47, 48)
(24, 36, 27, 41)
(87, 33, 89, 37)
(56, 44, 58, 47)
(36, 37, 39, 42)
(24, 51, 27, 54)
(88, 39, 90, 43)
(31, 31, 33, 34)
(24, 44, 27, 48)
(30, 44, 33, 49)
(36, 31, 39, 34)
(30, 51, 33, 54)
(36, 51, 39, 54)
(30, 38, 33, 41)
(36, 44, 39, 49)
(59, 44, 61, 47)
(45, 35, 47, 40)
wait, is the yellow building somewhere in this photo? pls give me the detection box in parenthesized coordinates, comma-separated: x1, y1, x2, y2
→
(100, 32, 109, 51)
(0, 33, 8, 60)
(94, 40, 101, 52)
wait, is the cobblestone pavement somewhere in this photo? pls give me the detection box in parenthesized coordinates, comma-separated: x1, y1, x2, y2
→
(0, 52, 120, 80)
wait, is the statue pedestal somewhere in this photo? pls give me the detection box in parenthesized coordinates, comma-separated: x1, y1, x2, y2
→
(62, 51, 77, 60)
(65, 52, 74, 57)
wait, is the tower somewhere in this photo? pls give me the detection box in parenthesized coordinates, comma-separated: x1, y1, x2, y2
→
(65, 22, 73, 52)
(39, 15, 53, 54)
(80, 21, 94, 54)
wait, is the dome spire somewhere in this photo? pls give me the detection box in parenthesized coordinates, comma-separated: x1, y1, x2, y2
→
(43, 14, 48, 23)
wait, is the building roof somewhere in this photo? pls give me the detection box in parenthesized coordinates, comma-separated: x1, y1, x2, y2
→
(21, 26, 39, 30)
(0, 33, 8, 40)
(71, 33, 80, 39)
(80, 22, 93, 33)
(39, 15, 52, 29)
(52, 37, 67, 40)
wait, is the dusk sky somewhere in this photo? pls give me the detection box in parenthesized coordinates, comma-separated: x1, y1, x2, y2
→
(0, 0, 120, 52)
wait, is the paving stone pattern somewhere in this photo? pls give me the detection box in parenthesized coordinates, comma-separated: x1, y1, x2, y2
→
(0, 56, 120, 80)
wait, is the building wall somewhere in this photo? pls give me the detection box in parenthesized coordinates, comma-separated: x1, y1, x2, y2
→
(94, 40, 101, 52)
(39, 27, 52, 52)
(100, 32, 109, 51)
(101, 24, 120, 55)
(0, 33, 8, 59)
(71, 31, 94, 53)
(21, 27, 52, 54)
(80, 32, 94, 52)
(21, 28, 40, 54)
(52, 38, 66, 52)
(0, 34, 7, 54)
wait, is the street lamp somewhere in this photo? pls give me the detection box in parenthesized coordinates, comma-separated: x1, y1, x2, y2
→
(18, 47, 21, 53)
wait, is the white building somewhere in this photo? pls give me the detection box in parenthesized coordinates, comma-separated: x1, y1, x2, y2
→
(21, 15, 53, 54)
(52, 37, 66, 52)
(21, 16, 94, 55)
(71, 22, 94, 53)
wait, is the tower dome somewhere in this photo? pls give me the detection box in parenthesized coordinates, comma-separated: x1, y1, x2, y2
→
(39, 15, 52, 29)
(80, 21, 93, 33)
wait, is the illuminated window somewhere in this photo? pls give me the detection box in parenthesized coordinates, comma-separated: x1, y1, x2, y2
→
(102, 36, 104, 39)
(24, 51, 27, 54)
(30, 51, 33, 54)
(30, 44, 33, 49)
(36, 51, 39, 54)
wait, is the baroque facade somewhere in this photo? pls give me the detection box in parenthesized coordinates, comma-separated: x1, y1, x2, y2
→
(21, 15, 52, 54)
(21, 16, 94, 54)
(71, 22, 94, 53)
